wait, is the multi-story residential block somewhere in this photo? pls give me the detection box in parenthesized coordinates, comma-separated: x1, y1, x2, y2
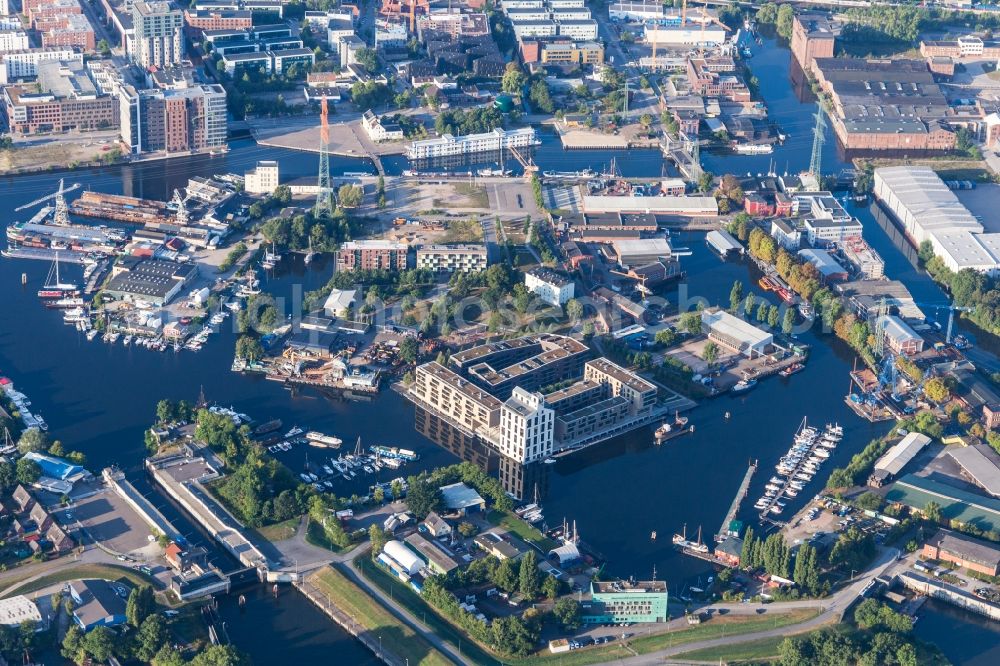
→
(3, 59, 117, 134)
(336, 240, 410, 271)
(525, 267, 574, 306)
(0, 47, 81, 83)
(39, 15, 95, 51)
(415, 244, 488, 273)
(410, 361, 502, 434)
(0, 30, 30, 53)
(24, 0, 82, 26)
(499, 387, 554, 463)
(452, 333, 590, 398)
(339, 34, 364, 68)
(536, 40, 603, 65)
(131, 1, 185, 68)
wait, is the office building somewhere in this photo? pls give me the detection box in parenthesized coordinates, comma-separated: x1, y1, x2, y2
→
(499, 387, 554, 463)
(244, 160, 279, 194)
(3, 60, 118, 134)
(923, 529, 1000, 576)
(415, 244, 488, 273)
(583, 580, 668, 624)
(119, 83, 227, 154)
(407, 127, 539, 159)
(336, 240, 409, 271)
(920, 35, 1000, 59)
(132, 1, 185, 68)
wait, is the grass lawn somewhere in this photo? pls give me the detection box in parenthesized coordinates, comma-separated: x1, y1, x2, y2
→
(309, 567, 452, 666)
(2, 563, 157, 599)
(441, 217, 485, 243)
(486, 509, 558, 551)
(255, 516, 300, 542)
(355, 557, 496, 665)
(506, 609, 823, 666)
(673, 635, 785, 662)
(452, 183, 489, 208)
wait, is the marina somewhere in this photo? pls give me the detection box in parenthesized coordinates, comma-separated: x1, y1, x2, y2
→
(754, 419, 843, 518)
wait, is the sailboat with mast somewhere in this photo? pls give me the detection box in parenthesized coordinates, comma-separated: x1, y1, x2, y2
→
(37, 252, 80, 298)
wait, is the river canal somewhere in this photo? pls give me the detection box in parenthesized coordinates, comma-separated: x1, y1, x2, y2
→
(0, 33, 971, 661)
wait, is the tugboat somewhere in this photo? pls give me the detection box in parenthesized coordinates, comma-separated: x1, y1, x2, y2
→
(779, 362, 805, 378)
(654, 412, 693, 443)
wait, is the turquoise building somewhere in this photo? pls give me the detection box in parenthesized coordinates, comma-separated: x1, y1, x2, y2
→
(581, 580, 668, 624)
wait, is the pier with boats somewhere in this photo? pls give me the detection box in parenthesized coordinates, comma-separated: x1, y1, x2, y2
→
(754, 419, 843, 518)
(716, 460, 758, 543)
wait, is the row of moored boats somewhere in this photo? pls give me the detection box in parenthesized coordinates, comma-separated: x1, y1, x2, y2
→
(755, 421, 843, 516)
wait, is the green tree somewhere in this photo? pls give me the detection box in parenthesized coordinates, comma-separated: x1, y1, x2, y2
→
(398, 337, 420, 364)
(493, 558, 519, 593)
(565, 298, 583, 321)
(697, 171, 714, 193)
(97, 38, 111, 56)
(403, 476, 441, 517)
(354, 47, 378, 73)
(190, 645, 251, 666)
(368, 523, 389, 555)
(518, 550, 540, 599)
(80, 626, 116, 662)
(923, 500, 943, 524)
(153, 645, 187, 666)
(17, 428, 47, 455)
(337, 184, 363, 208)
(782, 308, 796, 335)
(235, 336, 264, 361)
(654, 328, 676, 346)
(923, 377, 951, 403)
(729, 280, 744, 312)
(776, 3, 795, 39)
(553, 598, 581, 629)
(135, 614, 169, 662)
(702, 341, 719, 364)
(501, 64, 527, 94)
(744, 292, 756, 318)
(542, 574, 561, 600)
(15, 458, 40, 485)
(680, 311, 702, 335)
(126, 585, 156, 627)
(0, 461, 16, 493)
(768, 305, 780, 328)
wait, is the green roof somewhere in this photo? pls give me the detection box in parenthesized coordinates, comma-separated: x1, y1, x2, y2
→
(885, 474, 1000, 532)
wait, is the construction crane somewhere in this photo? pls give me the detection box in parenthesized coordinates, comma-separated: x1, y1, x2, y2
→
(14, 179, 80, 212)
(913, 301, 975, 345)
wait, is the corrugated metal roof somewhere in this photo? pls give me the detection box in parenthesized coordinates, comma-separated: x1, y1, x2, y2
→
(874, 432, 931, 475)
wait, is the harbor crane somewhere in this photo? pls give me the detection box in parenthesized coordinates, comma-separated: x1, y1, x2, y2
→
(914, 301, 975, 345)
(14, 179, 80, 212)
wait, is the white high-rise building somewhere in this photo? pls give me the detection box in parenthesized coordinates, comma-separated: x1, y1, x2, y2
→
(131, 1, 184, 68)
(499, 387, 554, 463)
(0, 30, 29, 53)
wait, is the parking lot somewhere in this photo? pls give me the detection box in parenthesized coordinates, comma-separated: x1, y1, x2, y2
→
(53, 487, 162, 560)
(782, 496, 893, 551)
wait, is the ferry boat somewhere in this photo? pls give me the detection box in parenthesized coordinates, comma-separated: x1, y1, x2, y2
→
(369, 445, 418, 461)
(733, 143, 773, 155)
(542, 168, 596, 179)
(306, 431, 343, 448)
(779, 363, 804, 378)
(731, 378, 758, 394)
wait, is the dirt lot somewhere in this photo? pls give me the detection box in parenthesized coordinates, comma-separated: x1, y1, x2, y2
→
(0, 141, 119, 174)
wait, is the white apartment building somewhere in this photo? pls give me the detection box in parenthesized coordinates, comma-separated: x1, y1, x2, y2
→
(0, 48, 82, 83)
(557, 19, 598, 40)
(407, 127, 538, 159)
(511, 19, 557, 38)
(244, 160, 279, 194)
(131, 1, 185, 68)
(361, 109, 404, 142)
(0, 30, 29, 53)
(552, 8, 592, 20)
(525, 267, 574, 306)
(500, 387, 554, 463)
(416, 244, 488, 273)
(0, 0, 9, 15)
